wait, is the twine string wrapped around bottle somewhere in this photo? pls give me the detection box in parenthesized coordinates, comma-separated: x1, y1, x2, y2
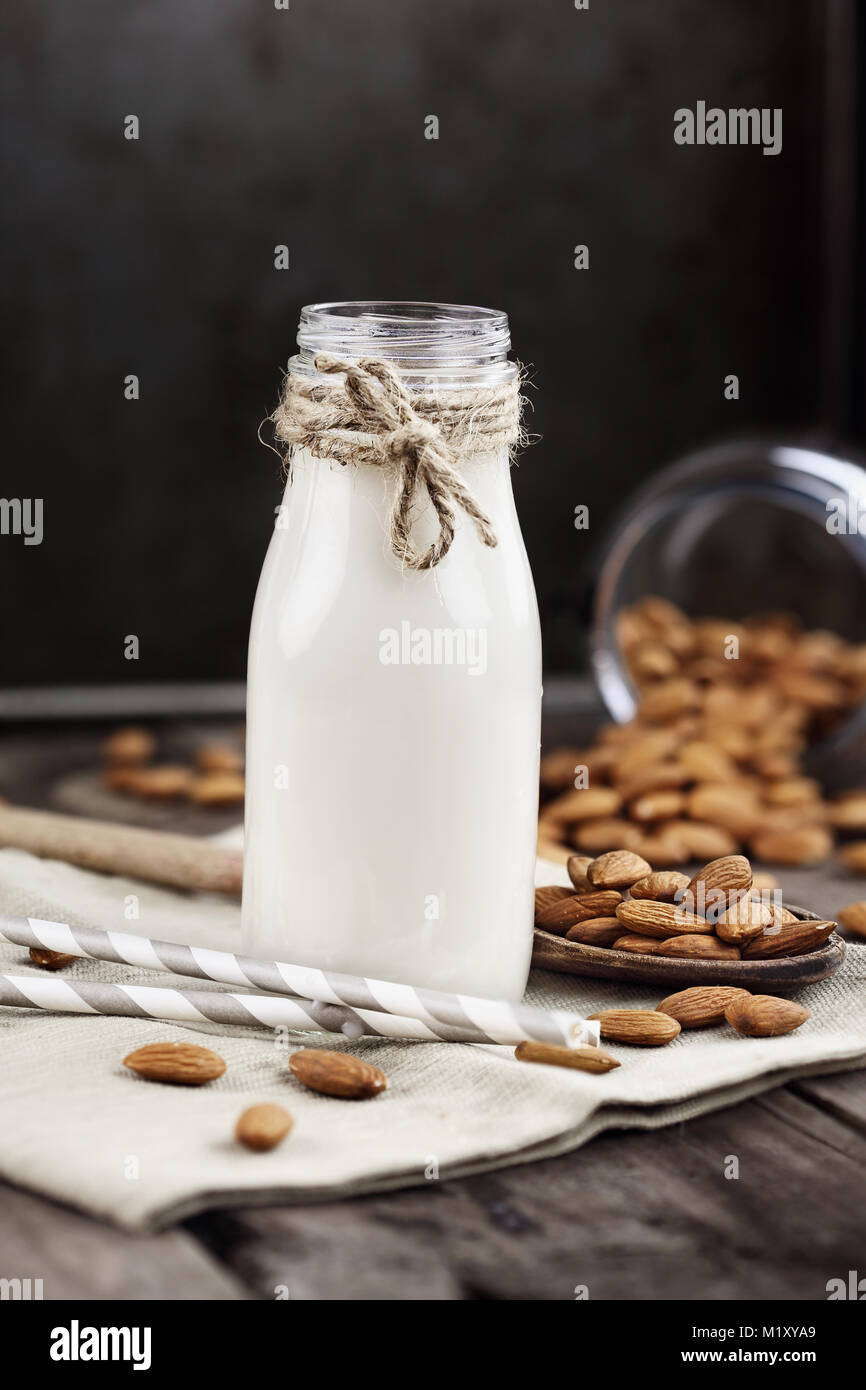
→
(270, 352, 525, 570)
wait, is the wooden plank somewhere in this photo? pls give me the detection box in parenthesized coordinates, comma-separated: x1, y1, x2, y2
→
(189, 1084, 866, 1300)
(792, 1068, 866, 1136)
(0, 1181, 249, 1301)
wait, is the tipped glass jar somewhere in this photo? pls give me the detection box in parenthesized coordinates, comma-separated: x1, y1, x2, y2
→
(590, 439, 866, 786)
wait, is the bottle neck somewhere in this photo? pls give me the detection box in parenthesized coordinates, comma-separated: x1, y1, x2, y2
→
(288, 301, 518, 389)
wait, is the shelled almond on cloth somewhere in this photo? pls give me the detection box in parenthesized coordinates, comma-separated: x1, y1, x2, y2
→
(514, 1041, 621, 1073)
(29, 947, 78, 971)
(288, 1049, 387, 1100)
(123, 1042, 226, 1085)
(724, 995, 810, 1038)
(588, 1009, 681, 1046)
(235, 1103, 294, 1151)
(656, 987, 750, 1029)
(838, 902, 866, 937)
(537, 598, 866, 869)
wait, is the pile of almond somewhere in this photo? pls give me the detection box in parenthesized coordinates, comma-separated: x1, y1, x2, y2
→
(535, 851, 836, 962)
(101, 726, 245, 807)
(539, 598, 866, 874)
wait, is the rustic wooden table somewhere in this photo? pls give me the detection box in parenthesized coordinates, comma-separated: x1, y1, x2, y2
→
(1, 723, 864, 1301)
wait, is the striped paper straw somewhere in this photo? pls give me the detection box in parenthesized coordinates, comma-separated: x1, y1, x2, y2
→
(0, 972, 495, 1043)
(0, 914, 599, 1048)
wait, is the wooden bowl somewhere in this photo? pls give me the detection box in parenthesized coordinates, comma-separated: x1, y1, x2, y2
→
(531, 904, 846, 995)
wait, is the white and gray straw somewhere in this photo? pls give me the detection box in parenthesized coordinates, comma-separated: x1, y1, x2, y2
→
(0, 915, 599, 1049)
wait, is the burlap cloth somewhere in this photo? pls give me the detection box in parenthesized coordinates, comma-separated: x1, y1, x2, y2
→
(0, 836, 863, 1231)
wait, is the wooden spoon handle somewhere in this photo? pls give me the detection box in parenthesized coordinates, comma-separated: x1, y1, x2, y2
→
(0, 804, 242, 898)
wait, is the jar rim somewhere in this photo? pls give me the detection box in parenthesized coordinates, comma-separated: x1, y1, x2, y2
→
(291, 300, 517, 386)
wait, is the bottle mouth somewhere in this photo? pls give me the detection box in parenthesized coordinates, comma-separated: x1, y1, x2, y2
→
(290, 301, 517, 386)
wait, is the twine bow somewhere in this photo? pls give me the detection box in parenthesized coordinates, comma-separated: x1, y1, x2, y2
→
(271, 352, 523, 570)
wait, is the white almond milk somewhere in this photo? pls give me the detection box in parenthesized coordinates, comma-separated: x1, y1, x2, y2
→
(242, 304, 541, 998)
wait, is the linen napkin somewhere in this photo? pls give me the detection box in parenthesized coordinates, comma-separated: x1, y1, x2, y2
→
(0, 841, 863, 1231)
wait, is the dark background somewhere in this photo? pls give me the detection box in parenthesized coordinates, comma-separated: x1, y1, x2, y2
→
(1, 0, 861, 692)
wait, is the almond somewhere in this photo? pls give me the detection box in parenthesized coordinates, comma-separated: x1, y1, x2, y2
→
(629, 790, 686, 823)
(29, 947, 77, 971)
(123, 1041, 226, 1085)
(564, 917, 625, 947)
(751, 826, 834, 865)
(763, 777, 822, 807)
(838, 901, 866, 938)
(121, 765, 194, 801)
(587, 1009, 681, 1046)
(537, 837, 573, 865)
(682, 854, 752, 919)
(235, 1103, 294, 1151)
(102, 726, 156, 767)
(534, 886, 575, 923)
(724, 994, 810, 1037)
(630, 830, 690, 866)
(189, 771, 246, 806)
(655, 935, 741, 959)
(750, 870, 780, 892)
(540, 748, 584, 793)
(742, 919, 835, 959)
(686, 785, 761, 838)
(656, 986, 750, 1029)
(195, 742, 244, 774)
(544, 786, 623, 824)
(615, 899, 711, 938)
(514, 1041, 620, 1073)
(665, 820, 739, 860)
(536, 890, 622, 934)
(566, 854, 594, 891)
(677, 740, 738, 783)
(289, 1048, 387, 1099)
(839, 841, 866, 874)
(774, 670, 846, 711)
(612, 933, 666, 955)
(572, 818, 644, 854)
(639, 678, 700, 723)
(629, 870, 691, 902)
(586, 850, 652, 890)
(628, 642, 678, 681)
(613, 762, 690, 802)
(714, 897, 774, 944)
(828, 794, 866, 832)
